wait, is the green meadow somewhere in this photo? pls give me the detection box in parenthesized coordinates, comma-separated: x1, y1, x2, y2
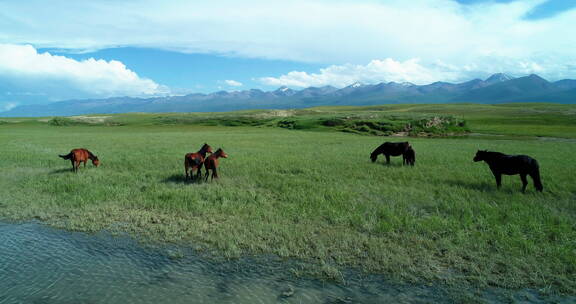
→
(1, 103, 575, 294)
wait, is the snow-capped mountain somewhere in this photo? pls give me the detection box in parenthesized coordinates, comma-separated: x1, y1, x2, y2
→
(3, 74, 576, 117)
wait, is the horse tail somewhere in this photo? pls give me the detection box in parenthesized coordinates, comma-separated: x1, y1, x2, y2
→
(530, 159, 543, 192)
(59, 152, 73, 160)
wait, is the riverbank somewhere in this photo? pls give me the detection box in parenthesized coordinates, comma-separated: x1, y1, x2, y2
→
(1, 104, 575, 296)
(2, 220, 575, 303)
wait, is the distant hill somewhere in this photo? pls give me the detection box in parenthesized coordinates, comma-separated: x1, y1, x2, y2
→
(2, 73, 576, 117)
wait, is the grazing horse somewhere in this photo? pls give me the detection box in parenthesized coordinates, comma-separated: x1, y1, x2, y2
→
(403, 145, 416, 166)
(370, 142, 411, 164)
(473, 150, 543, 192)
(184, 143, 213, 180)
(204, 148, 228, 181)
(59, 148, 100, 172)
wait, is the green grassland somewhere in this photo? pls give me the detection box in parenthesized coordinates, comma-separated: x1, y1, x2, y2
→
(1, 103, 575, 294)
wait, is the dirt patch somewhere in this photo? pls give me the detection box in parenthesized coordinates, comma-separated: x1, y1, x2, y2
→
(390, 132, 409, 137)
(256, 110, 295, 118)
(69, 116, 111, 124)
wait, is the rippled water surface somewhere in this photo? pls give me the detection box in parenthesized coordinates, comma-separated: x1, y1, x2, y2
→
(0, 222, 573, 303)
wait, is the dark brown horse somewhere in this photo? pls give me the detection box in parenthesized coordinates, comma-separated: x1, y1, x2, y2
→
(59, 148, 100, 172)
(204, 148, 228, 181)
(370, 142, 411, 164)
(185, 143, 213, 180)
(403, 145, 416, 166)
(473, 150, 543, 192)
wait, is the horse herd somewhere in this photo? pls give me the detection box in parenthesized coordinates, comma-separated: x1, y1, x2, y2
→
(58, 140, 544, 192)
(184, 144, 228, 181)
(370, 141, 543, 192)
(59, 145, 228, 182)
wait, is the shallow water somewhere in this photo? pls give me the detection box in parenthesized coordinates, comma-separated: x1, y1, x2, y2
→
(0, 222, 572, 303)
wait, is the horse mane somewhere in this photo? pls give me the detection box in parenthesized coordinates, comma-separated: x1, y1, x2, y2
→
(199, 143, 210, 153)
(86, 150, 97, 160)
(484, 151, 506, 157)
(372, 143, 387, 155)
(479, 150, 507, 161)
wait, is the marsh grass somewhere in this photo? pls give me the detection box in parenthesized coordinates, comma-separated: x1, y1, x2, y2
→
(0, 104, 575, 294)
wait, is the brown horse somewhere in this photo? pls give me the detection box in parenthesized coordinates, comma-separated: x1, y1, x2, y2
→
(204, 148, 228, 181)
(184, 143, 213, 180)
(59, 148, 100, 172)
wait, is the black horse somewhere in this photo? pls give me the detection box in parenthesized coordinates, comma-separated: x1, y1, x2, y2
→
(473, 150, 543, 192)
(371, 142, 411, 164)
(403, 146, 416, 166)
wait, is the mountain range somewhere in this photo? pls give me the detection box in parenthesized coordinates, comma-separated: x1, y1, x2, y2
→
(2, 73, 576, 117)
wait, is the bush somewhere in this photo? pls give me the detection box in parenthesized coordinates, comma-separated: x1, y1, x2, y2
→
(277, 120, 296, 129)
(49, 117, 76, 126)
(321, 118, 345, 127)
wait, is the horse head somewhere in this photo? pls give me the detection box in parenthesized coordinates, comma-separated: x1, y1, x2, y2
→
(370, 151, 378, 162)
(473, 150, 488, 162)
(92, 156, 100, 167)
(216, 148, 228, 158)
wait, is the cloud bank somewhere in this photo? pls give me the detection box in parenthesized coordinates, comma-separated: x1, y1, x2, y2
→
(1, 1, 574, 62)
(260, 59, 457, 87)
(259, 57, 576, 88)
(0, 44, 167, 104)
(0, 0, 575, 91)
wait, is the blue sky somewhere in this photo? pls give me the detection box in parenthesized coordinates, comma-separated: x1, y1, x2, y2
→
(0, 0, 575, 110)
(45, 48, 325, 94)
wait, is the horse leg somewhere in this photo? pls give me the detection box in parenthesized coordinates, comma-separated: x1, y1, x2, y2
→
(530, 170, 543, 192)
(212, 167, 218, 180)
(83, 160, 87, 168)
(196, 166, 202, 180)
(184, 159, 189, 180)
(493, 172, 502, 189)
(385, 154, 390, 164)
(70, 159, 75, 172)
(520, 174, 528, 193)
(205, 168, 210, 182)
(74, 161, 80, 173)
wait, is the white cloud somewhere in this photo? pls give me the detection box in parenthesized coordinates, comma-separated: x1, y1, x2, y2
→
(224, 80, 243, 87)
(0, 102, 18, 111)
(260, 59, 452, 87)
(259, 57, 576, 88)
(1, 1, 574, 62)
(0, 0, 575, 85)
(0, 44, 167, 101)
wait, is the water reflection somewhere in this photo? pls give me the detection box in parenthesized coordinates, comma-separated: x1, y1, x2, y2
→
(0, 222, 572, 303)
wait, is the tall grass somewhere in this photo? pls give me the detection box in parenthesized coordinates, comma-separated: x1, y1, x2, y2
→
(1, 118, 575, 293)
